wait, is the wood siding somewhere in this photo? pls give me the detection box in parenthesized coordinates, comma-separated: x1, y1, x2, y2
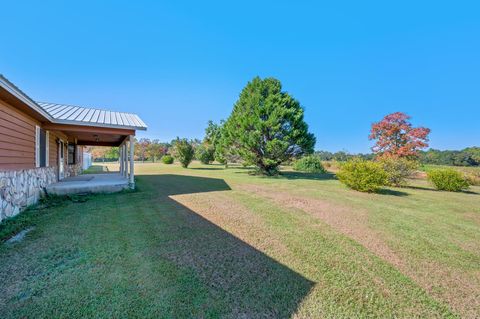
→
(48, 131, 68, 168)
(1, 98, 86, 173)
(0, 100, 75, 172)
(49, 131, 58, 167)
(0, 100, 37, 170)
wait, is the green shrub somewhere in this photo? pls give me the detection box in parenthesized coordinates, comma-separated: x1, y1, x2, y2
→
(380, 158, 418, 187)
(161, 155, 174, 164)
(196, 144, 215, 164)
(172, 138, 194, 168)
(337, 159, 388, 193)
(427, 169, 469, 192)
(293, 155, 326, 173)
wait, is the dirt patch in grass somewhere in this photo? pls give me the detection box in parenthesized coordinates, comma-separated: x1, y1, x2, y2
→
(170, 192, 291, 260)
(464, 212, 480, 225)
(239, 183, 480, 318)
(238, 184, 405, 269)
(418, 261, 480, 317)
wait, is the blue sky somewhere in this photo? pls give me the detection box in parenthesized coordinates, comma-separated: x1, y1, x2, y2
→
(1, 1, 479, 153)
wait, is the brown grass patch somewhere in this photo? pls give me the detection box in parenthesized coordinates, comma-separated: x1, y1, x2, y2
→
(170, 191, 291, 257)
(238, 183, 480, 318)
(464, 212, 480, 225)
(238, 184, 405, 269)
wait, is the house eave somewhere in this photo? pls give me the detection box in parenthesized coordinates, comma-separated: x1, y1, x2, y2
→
(50, 118, 147, 131)
(0, 75, 53, 122)
(0, 75, 147, 132)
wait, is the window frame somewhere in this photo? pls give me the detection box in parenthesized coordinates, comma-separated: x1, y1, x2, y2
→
(35, 126, 49, 168)
(67, 144, 77, 165)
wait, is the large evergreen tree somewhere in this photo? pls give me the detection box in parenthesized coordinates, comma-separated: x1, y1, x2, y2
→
(223, 77, 316, 175)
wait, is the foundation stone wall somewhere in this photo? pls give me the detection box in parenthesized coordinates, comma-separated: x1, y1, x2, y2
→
(0, 167, 57, 222)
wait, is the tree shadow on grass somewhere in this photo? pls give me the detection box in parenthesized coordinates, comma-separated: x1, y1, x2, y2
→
(377, 188, 409, 197)
(280, 171, 337, 181)
(137, 174, 314, 318)
(0, 175, 314, 318)
(406, 185, 479, 195)
(189, 167, 225, 171)
(233, 170, 337, 181)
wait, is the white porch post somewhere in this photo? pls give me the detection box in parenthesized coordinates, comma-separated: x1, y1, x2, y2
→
(123, 143, 128, 177)
(126, 142, 130, 177)
(129, 135, 135, 188)
(119, 142, 124, 174)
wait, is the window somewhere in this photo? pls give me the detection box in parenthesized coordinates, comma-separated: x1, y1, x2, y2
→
(35, 126, 49, 168)
(68, 144, 76, 165)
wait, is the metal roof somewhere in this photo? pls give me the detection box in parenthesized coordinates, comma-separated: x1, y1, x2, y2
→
(0, 74, 147, 131)
(37, 102, 147, 130)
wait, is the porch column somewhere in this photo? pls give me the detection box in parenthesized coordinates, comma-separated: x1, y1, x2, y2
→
(119, 142, 124, 175)
(123, 143, 128, 177)
(129, 135, 135, 188)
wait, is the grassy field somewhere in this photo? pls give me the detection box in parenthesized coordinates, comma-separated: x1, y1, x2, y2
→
(420, 163, 480, 173)
(0, 162, 479, 318)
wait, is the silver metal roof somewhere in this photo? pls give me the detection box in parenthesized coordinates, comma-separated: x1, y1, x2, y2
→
(37, 102, 147, 130)
(1, 74, 147, 131)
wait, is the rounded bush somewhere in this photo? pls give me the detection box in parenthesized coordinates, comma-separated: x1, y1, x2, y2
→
(427, 169, 469, 192)
(172, 138, 194, 168)
(196, 144, 215, 164)
(337, 159, 388, 193)
(379, 158, 418, 187)
(293, 155, 326, 173)
(161, 155, 174, 164)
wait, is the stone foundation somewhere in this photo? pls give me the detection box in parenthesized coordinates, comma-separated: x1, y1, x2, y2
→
(0, 167, 57, 222)
(66, 163, 82, 178)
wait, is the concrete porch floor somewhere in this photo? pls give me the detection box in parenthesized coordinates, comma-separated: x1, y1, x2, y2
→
(46, 173, 129, 195)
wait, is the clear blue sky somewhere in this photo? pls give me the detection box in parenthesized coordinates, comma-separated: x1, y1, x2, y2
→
(2, 1, 479, 153)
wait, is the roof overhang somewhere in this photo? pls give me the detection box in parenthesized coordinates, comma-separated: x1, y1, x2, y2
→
(0, 76, 52, 122)
(0, 74, 147, 132)
(48, 117, 146, 131)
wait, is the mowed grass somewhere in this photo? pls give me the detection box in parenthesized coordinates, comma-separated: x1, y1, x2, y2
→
(1, 162, 479, 318)
(82, 164, 111, 174)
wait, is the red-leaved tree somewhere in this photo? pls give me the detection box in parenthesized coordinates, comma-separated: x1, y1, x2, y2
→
(369, 112, 430, 159)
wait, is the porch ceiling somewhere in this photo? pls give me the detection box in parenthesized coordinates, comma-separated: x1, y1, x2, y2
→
(42, 123, 134, 146)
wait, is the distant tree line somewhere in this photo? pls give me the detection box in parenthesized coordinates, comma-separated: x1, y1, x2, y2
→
(313, 147, 480, 167)
(88, 139, 479, 168)
(88, 138, 172, 163)
(314, 151, 374, 161)
(418, 147, 480, 166)
(88, 138, 203, 164)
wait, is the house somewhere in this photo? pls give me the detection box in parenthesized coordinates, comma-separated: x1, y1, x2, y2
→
(0, 75, 147, 222)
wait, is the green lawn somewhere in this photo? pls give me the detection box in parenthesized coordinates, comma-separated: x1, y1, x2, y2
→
(82, 164, 111, 174)
(1, 162, 479, 318)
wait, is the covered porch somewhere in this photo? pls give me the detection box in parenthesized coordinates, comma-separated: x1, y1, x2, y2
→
(43, 122, 137, 189)
(36, 102, 147, 195)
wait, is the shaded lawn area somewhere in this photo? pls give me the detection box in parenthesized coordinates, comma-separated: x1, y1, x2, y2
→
(1, 162, 479, 318)
(82, 164, 112, 174)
